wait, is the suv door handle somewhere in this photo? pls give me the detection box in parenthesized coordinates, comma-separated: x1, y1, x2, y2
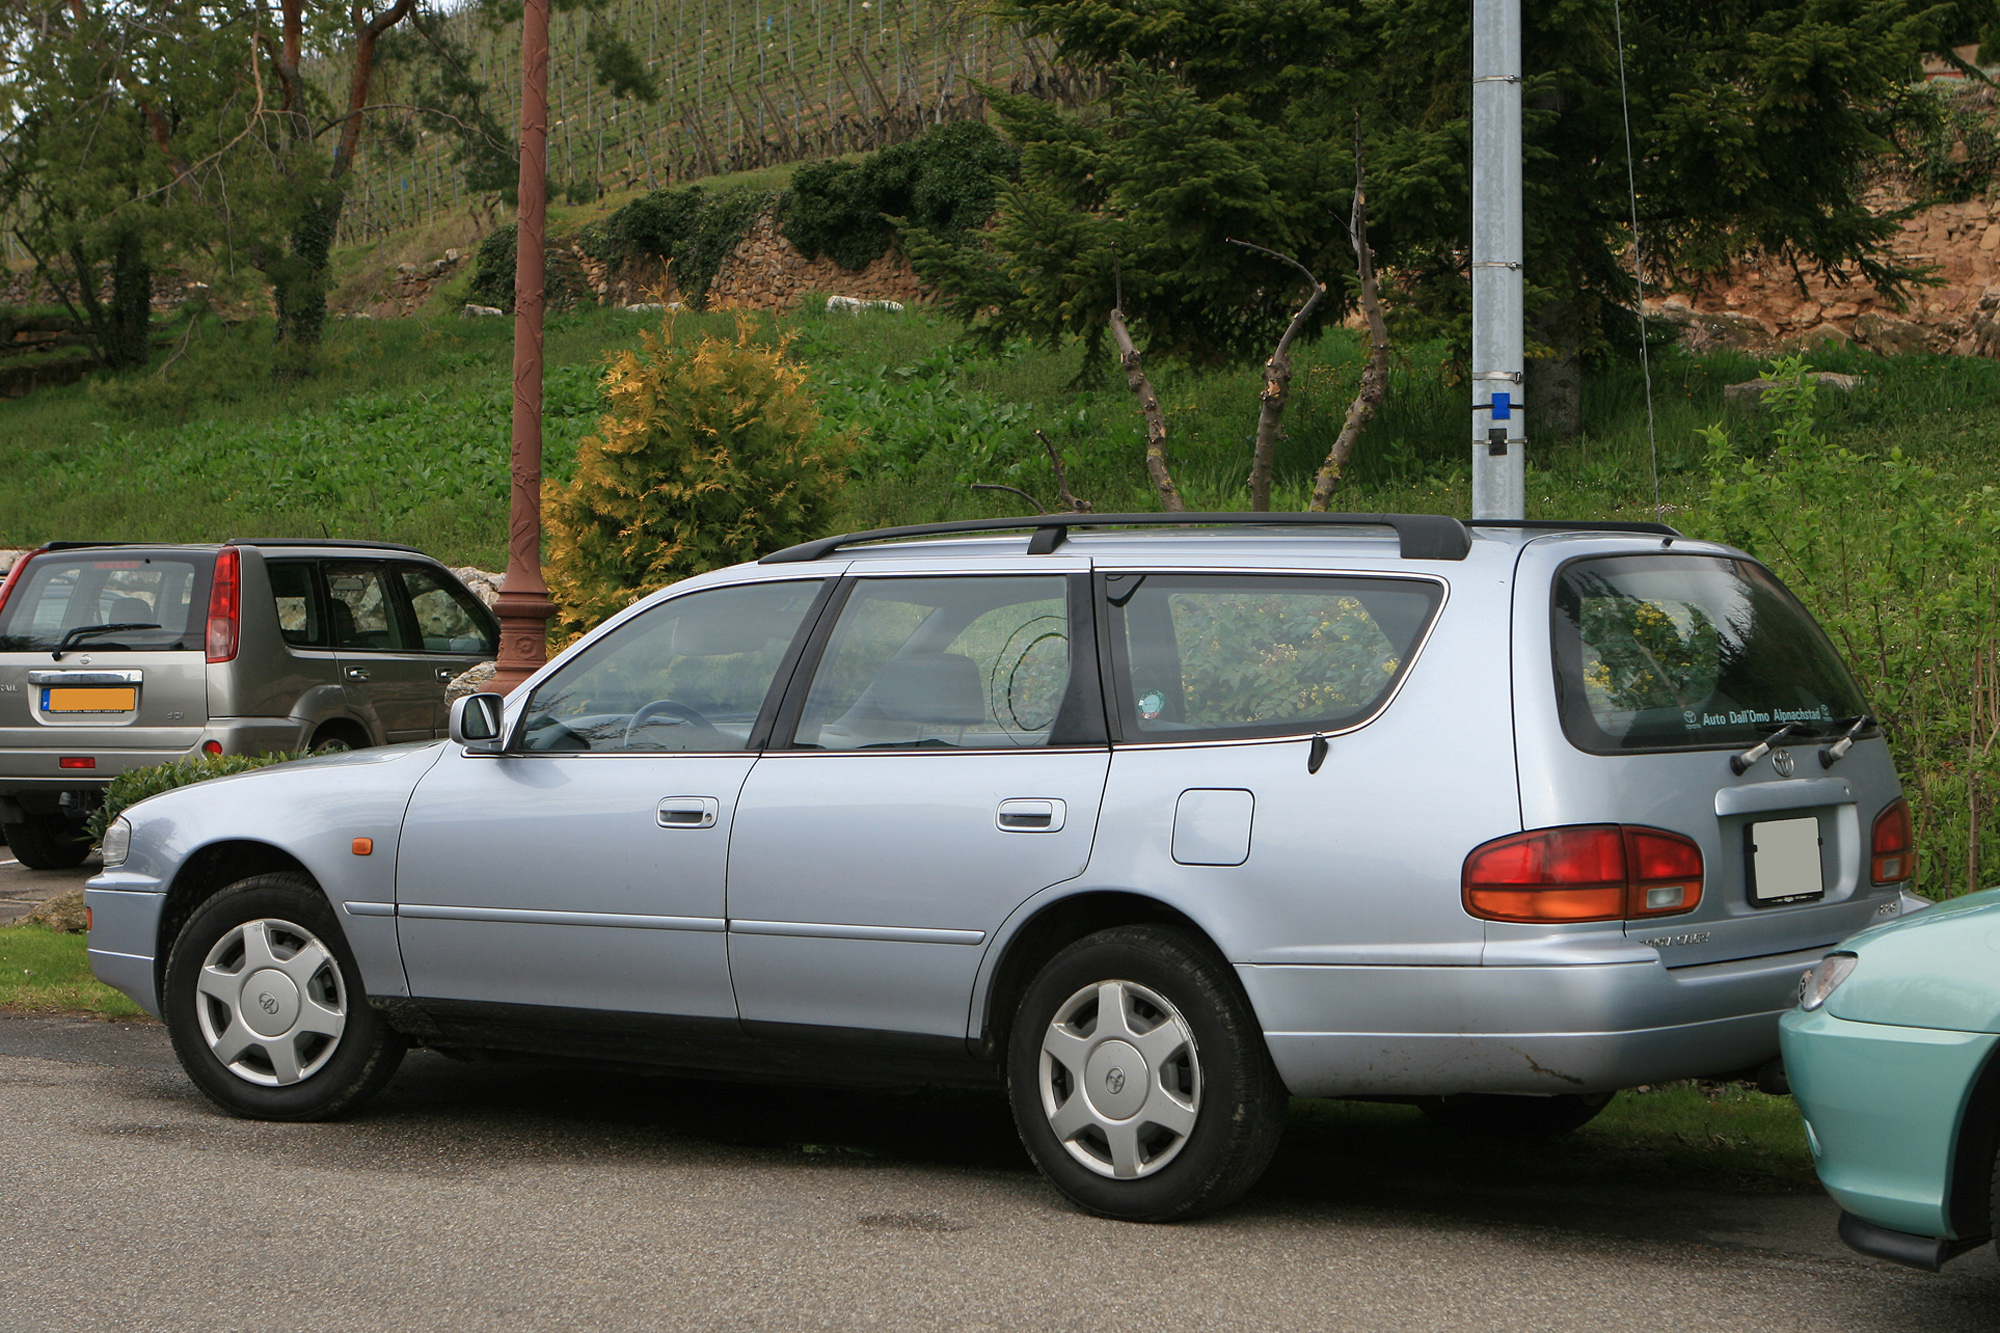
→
(657, 797, 720, 829)
(434, 667, 457, 683)
(344, 666, 371, 682)
(997, 799, 1066, 833)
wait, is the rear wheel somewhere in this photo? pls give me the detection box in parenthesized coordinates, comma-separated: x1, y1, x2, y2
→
(1007, 925, 1287, 1222)
(1418, 1091, 1613, 1137)
(1, 811, 91, 870)
(163, 873, 405, 1120)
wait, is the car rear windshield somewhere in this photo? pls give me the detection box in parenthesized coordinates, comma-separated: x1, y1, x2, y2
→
(0, 553, 208, 653)
(1552, 554, 1870, 753)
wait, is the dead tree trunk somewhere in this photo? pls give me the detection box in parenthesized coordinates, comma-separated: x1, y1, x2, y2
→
(1109, 306, 1183, 512)
(1229, 239, 1324, 511)
(1311, 114, 1392, 512)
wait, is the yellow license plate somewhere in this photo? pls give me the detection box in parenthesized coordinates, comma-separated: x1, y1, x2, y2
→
(44, 687, 137, 713)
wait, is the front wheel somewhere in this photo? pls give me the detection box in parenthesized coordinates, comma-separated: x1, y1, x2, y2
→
(1007, 925, 1287, 1222)
(1, 811, 91, 870)
(163, 873, 406, 1120)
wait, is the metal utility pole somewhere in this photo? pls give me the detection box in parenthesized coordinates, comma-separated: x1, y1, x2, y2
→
(1470, 0, 1524, 520)
(492, 0, 559, 693)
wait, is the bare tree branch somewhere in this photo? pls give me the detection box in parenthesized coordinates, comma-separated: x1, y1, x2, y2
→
(1036, 429, 1091, 512)
(1311, 113, 1393, 512)
(970, 483, 1049, 513)
(1110, 249, 1183, 512)
(1228, 238, 1324, 511)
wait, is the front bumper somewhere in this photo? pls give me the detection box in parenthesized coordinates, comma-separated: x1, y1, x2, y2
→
(1781, 1005, 1998, 1242)
(83, 881, 168, 1018)
(1240, 946, 1828, 1097)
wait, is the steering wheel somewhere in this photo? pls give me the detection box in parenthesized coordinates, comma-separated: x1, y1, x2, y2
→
(621, 699, 725, 750)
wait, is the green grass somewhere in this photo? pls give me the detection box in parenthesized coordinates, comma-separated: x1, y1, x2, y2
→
(0, 923, 145, 1018)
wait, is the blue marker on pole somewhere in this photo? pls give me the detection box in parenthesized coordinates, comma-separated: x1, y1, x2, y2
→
(1490, 391, 1511, 421)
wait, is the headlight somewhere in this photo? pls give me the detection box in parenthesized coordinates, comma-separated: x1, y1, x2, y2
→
(99, 816, 132, 869)
(1798, 952, 1858, 1011)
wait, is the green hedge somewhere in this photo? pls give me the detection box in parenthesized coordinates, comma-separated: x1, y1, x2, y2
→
(85, 751, 307, 846)
(603, 185, 777, 308)
(781, 121, 1018, 271)
(465, 223, 596, 313)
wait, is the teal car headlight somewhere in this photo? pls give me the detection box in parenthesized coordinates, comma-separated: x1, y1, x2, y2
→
(1798, 952, 1858, 1011)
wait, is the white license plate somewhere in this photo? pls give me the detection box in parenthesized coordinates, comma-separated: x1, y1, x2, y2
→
(1747, 816, 1824, 904)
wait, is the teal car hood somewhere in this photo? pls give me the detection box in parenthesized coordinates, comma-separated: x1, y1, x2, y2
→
(1825, 888, 2000, 1033)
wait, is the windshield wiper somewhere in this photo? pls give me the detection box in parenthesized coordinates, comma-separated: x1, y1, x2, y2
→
(1818, 714, 1875, 769)
(1729, 722, 1805, 776)
(51, 622, 160, 660)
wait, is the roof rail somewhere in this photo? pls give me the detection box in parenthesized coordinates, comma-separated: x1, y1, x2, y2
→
(761, 512, 1478, 564)
(224, 538, 427, 554)
(1470, 518, 1681, 538)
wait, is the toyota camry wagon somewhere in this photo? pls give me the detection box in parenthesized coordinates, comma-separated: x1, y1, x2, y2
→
(84, 513, 1920, 1220)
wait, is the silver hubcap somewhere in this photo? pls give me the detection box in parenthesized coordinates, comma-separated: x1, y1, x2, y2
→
(194, 918, 347, 1086)
(1038, 979, 1201, 1179)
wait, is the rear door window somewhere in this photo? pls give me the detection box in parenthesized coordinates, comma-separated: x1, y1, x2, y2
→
(1551, 554, 1870, 753)
(0, 553, 205, 653)
(1105, 574, 1442, 742)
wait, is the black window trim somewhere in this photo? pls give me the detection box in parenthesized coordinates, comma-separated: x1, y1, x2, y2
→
(501, 576, 841, 757)
(765, 570, 1109, 754)
(1097, 568, 1448, 748)
(1547, 550, 1878, 757)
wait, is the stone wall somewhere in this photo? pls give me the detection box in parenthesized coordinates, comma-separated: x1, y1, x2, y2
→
(577, 210, 927, 315)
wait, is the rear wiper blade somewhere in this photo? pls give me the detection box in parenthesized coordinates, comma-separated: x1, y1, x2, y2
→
(51, 622, 159, 660)
(1818, 714, 1875, 769)
(1730, 722, 1804, 776)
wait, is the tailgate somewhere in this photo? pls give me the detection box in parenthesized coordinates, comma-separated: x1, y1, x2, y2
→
(0, 650, 209, 751)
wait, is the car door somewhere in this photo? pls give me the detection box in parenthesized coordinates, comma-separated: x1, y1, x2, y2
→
(323, 560, 436, 744)
(393, 576, 830, 1019)
(392, 562, 499, 735)
(725, 566, 1110, 1042)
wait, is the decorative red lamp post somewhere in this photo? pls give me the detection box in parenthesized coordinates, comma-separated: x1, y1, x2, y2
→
(491, 0, 559, 692)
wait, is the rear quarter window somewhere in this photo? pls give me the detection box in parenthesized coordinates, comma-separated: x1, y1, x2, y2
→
(1552, 554, 1870, 753)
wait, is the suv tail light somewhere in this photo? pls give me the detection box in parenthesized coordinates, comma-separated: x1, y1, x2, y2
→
(1463, 825, 1704, 923)
(206, 546, 241, 663)
(0, 544, 49, 622)
(1871, 798, 1913, 885)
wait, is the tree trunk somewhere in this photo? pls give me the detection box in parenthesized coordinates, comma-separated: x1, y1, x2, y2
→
(273, 189, 344, 363)
(1310, 116, 1391, 511)
(1528, 299, 1582, 442)
(1109, 307, 1183, 512)
(107, 230, 152, 371)
(1230, 241, 1323, 511)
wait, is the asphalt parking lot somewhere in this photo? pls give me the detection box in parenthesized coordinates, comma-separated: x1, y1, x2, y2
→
(2, 1004, 1996, 1333)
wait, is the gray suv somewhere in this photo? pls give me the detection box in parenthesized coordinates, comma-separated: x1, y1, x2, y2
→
(0, 539, 497, 868)
(84, 514, 1917, 1220)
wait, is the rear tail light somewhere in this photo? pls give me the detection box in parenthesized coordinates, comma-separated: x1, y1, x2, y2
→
(1871, 798, 1913, 885)
(58, 756, 95, 769)
(206, 546, 240, 664)
(1463, 825, 1704, 923)
(0, 545, 49, 621)
(201, 740, 223, 756)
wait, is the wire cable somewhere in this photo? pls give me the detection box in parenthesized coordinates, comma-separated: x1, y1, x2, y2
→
(1611, 0, 1662, 520)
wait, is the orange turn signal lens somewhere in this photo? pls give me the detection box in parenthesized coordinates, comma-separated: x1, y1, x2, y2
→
(351, 837, 373, 856)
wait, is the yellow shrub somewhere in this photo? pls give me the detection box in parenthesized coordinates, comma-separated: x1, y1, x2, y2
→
(544, 315, 853, 636)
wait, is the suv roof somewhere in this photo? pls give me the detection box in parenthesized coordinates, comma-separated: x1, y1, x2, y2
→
(21, 538, 431, 556)
(760, 512, 1682, 566)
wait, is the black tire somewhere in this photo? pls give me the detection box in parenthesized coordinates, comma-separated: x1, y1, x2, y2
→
(163, 873, 406, 1120)
(1007, 924, 1287, 1222)
(1418, 1091, 1614, 1137)
(1989, 1139, 1999, 1270)
(1, 812, 91, 870)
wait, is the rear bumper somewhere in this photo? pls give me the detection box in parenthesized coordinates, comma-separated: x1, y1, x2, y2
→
(0, 718, 306, 797)
(1781, 1006, 1998, 1241)
(1240, 947, 1826, 1096)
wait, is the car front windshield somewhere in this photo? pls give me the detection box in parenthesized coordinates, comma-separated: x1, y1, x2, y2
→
(0, 554, 206, 653)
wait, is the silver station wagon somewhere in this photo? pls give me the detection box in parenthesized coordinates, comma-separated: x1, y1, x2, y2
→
(85, 514, 1918, 1220)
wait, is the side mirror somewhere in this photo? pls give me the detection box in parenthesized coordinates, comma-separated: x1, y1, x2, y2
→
(449, 692, 506, 752)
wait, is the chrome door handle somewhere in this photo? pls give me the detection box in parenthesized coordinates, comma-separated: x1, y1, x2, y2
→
(344, 666, 371, 682)
(435, 668, 455, 682)
(997, 799, 1066, 833)
(657, 796, 720, 829)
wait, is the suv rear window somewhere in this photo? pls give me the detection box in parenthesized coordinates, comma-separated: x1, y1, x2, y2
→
(1552, 554, 1870, 753)
(1106, 574, 1442, 741)
(0, 553, 206, 653)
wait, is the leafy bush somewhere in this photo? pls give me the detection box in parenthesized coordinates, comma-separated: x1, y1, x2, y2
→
(85, 750, 308, 845)
(806, 341, 1030, 484)
(781, 121, 1018, 271)
(603, 185, 778, 308)
(466, 223, 596, 312)
(542, 314, 855, 636)
(1694, 355, 2000, 898)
